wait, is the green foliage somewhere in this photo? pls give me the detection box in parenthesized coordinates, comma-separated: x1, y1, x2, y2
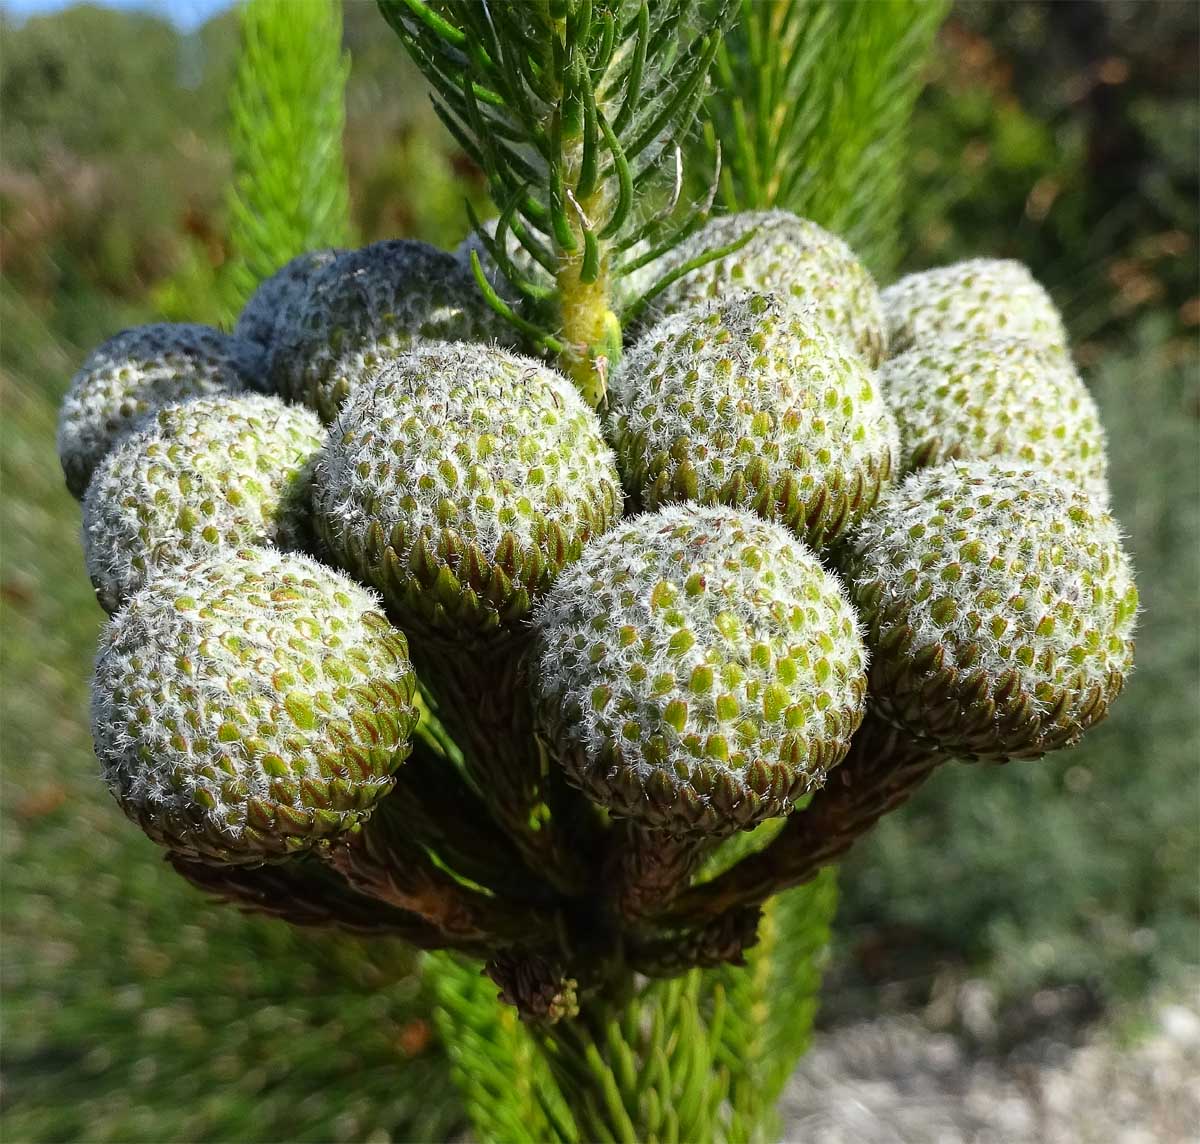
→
(421, 856, 837, 1143)
(540, 974, 734, 1143)
(0, 5, 233, 168)
(430, 954, 575, 1142)
(701, 0, 948, 275)
(716, 872, 838, 1143)
(377, 0, 738, 394)
(224, 0, 354, 312)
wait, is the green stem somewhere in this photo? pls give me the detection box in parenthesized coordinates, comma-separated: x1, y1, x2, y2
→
(556, 193, 622, 406)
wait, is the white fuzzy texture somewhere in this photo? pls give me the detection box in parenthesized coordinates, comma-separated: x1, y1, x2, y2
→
(881, 259, 1068, 356)
(609, 294, 899, 546)
(533, 504, 867, 786)
(641, 210, 885, 366)
(91, 547, 413, 848)
(57, 323, 248, 498)
(314, 340, 620, 576)
(848, 461, 1137, 707)
(881, 337, 1109, 503)
(269, 239, 516, 421)
(234, 248, 343, 387)
(82, 395, 324, 614)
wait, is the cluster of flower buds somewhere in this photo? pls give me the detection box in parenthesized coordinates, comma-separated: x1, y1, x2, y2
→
(62, 216, 1136, 1021)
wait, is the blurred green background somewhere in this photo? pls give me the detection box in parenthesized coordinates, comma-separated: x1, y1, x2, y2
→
(2, 1, 1197, 1140)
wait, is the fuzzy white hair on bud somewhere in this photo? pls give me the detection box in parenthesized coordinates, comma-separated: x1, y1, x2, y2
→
(82, 394, 325, 614)
(880, 336, 1109, 503)
(91, 546, 418, 864)
(313, 341, 622, 641)
(638, 210, 886, 367)
(269, 239, 518, 422)
(609, 293, 899, 549)
(881, 259, 1067, 357)
(57, 323, 250, 499)
(847, 460, 1137, 759)
(532, 503, 868, 835)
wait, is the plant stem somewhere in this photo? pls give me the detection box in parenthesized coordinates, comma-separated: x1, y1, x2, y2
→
(612, 824, 714, 922)
(661, 715, 947, 926)
(414, 640, 602, 898)
(556, 193, 621, 406)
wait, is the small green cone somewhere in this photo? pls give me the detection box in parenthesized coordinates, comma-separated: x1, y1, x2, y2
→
(313, 341, 622, 644)
(91, 546, 419, 864)
(82, 394, 324, 614)
(269, 239, 518, 422)
(638, 210, 886, 366)
(880, 259, 1068, 357)
(846, 461, 1137, 759)
(609, 292, 899, 549)
(58, 322, 250, 499)
(532, 504, 868, 836)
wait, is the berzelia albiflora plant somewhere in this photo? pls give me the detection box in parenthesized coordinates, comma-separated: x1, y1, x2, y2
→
(60, 1, 1138, 1139)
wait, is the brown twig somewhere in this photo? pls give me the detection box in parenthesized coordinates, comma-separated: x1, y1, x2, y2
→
(324, 794, 562, 948)
(660, 714, 946, 928)
(166, 851, 472, 950)
(415, 639, 602, 898)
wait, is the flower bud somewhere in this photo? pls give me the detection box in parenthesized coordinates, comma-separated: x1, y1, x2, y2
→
(610, 294, 899, 548)
(233, 248, 343, 385)
(82, 395, 324, 614)
(314, 342, 622, 642)
(485, 952, 580, 1024)
(92, 547, 418, 863)
(269, 239, 516, 422)
(846, 461, 1137, 759)
(880, 336, 1109, 503)
(881, 259, 1067, 356)
(533, 505, 868, 835)
(641, 210, 885, 366)
(58, 323, 249, 498)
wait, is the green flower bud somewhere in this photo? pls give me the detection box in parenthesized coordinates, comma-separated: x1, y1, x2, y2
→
(609, 294, 899, 548)
(57, 323, 249, 499)
(82, 395, 324, 615)
(233, 248, 343, 385)
(532, 505, 868, 835)
(881, 259, 1067, 356)
(881, 337, 1109, 503)
(314, 342, 622, 642)
(91, 546, 419, 864)
(270, 240, 517, 422)
(641, 210, 885, 366)
(846, 461, 1137, 759)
